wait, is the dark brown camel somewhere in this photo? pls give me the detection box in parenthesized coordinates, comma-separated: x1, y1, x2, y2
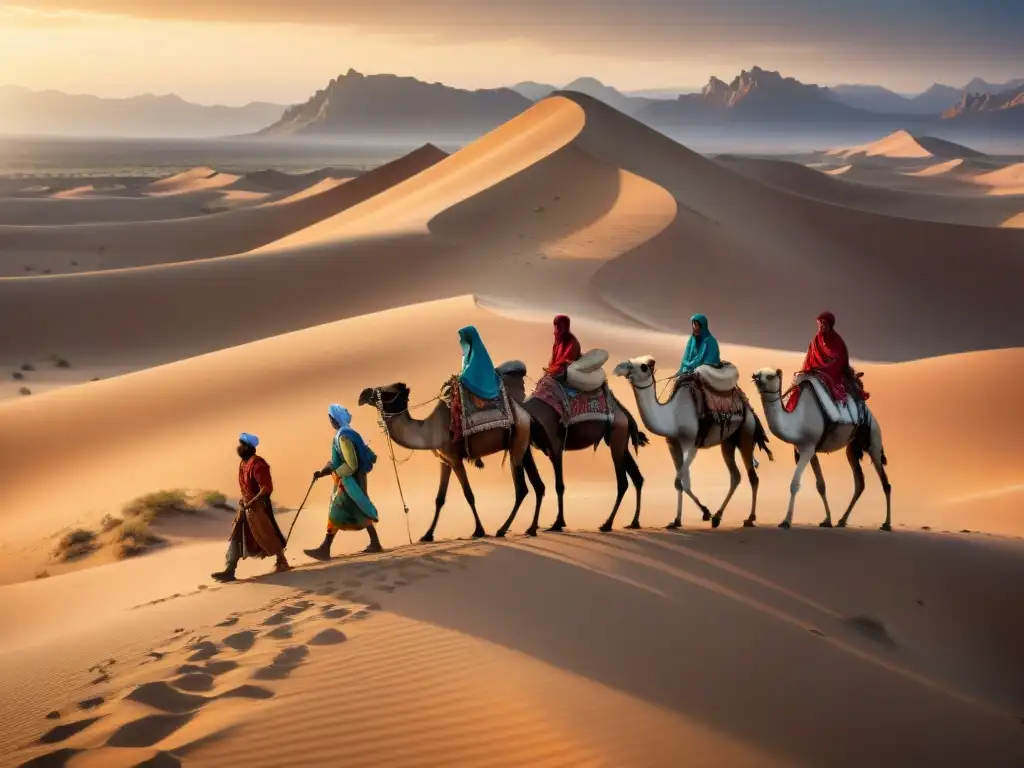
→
(497, 366, 649, 535)
(357, 367, 543, 542)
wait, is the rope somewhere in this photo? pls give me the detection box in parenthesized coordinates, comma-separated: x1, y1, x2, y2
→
(374, 390, 414, 546)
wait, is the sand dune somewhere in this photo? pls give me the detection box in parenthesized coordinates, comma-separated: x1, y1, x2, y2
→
(716, 155, 1024, 228)
(145, 167, 242, 197)
(827, 130, 986, 160)
(0, 144, 447, 277)
(2, 93, 1024, 768)
(904, 158, 965, 176)
(976, 162, 1024, 196)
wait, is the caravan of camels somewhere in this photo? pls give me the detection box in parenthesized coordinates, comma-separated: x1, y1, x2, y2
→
(216, 310, 892, 581)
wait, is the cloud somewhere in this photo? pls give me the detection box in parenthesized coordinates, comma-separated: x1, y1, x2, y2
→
(11, 1, 1024, 65)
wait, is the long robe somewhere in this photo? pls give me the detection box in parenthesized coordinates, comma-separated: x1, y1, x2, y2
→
(546, 315, 582, 377)
(327, 432, 378, 532)
(232, 455, 287, 559)
(458, 325, 500, 400)
(799, 314, 851, 402)
(677, 313, 721, 374)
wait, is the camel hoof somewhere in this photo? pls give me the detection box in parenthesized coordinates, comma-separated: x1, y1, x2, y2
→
(879, 523, 892, 532)
(711, 514, 722, 529)
(778, 521, 791, 529)
(742, 519, 756, 528)
(701, 509, 712, 522)
(495, 528, 507, 539)
(525, 527, 538, 537)
(472, 529, 488, 539)
(836, 519, 848, 528)
(665, 520, 682, 530)
(419, 534, 434, 544)
(626, 522, 641, 530)
(819, 520, 833, 529)
(545, 525, 565, 534)
(598, 524, 613, 533)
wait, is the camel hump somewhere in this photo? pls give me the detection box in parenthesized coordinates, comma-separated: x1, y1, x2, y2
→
(695, 362, 739, 393)
(496, 360, 527, 377)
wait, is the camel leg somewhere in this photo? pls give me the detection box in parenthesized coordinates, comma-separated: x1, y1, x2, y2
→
(681, 447, 712, 522)
(623, 450, 645, 530)
(738, 436, 760, 528)
(523, 448, 546, 537)
(599, 449, 630, 533)
(666, 439, 685, 529)
(496, 458, 530, 538)
(451, 460, 487, 538)
(545, 448, 568, 532)
(421, 461, 452, 543)
(780, 447, 815, 529)
(869, 438, 893, 532)
(711, 438, 742, 529)
(809, 455, 834, 528)
(837, 443, 865, 529)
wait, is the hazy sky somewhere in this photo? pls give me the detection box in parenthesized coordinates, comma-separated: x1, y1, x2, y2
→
(1, 1, 1021, 105)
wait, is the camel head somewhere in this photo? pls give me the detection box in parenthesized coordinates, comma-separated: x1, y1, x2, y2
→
(357, 382, 410, 415)
(613, 356, 657, 388)
(751, 368, 784, 395)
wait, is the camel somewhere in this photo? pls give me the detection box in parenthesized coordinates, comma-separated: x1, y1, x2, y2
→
(357, 366, 542, 542)
(613, 357, 774, 529)
(750, 368, 892, 531)
(498, 366, 649, 535)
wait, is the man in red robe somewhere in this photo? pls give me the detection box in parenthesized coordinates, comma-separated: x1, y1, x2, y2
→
(798, 311, 868, 403)
(545, 314, 582, 381)
(212, 432, 290, 582)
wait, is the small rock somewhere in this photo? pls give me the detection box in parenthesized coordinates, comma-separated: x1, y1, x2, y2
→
(20, 363, 34, 372)
(18, 387, 31, 396)
(45, 711, 60, 720)
(12, 371, 24, 380)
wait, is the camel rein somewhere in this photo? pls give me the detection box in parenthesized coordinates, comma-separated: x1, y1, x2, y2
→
(373, 389, 414, 546)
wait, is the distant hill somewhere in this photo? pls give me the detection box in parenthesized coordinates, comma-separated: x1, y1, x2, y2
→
(512, 77, 654, 115)
(259, 70, 532, 138)
(0, 86, 287, 138)
(830, 77, 1024, 115)
(943, 84, 1024, 125)
(640, 66, 875, 125)
(828, 130, 986, 160)
(511, 81, 557, 101)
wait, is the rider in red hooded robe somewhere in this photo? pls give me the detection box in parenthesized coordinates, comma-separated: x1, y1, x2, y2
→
(545, 315, 582, 380)
(794, 311, 868, 407)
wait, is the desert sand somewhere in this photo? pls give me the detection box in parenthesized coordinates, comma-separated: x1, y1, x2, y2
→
(1, 95, 1023, 766)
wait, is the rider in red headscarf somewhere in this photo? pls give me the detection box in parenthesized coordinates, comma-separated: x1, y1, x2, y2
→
(546, 314, 582, 380)
(799, 311, 867, 402)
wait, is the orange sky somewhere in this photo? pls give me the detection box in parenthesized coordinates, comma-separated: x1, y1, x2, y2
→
(1, 4, 1020, 105)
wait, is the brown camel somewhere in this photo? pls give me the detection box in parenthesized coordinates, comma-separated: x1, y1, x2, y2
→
(357, 366, 542, 542)
(498, 366, 650, 535)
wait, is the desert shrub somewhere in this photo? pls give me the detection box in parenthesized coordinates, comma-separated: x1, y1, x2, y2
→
(52, 529, 97, 562)
(113, 518, 166, 559)
(100, 514, 122, 532)
(200, 490, 229, 509)
(122, 489, 191, 522)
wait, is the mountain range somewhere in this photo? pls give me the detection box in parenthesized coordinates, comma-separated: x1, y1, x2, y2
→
(4, 68, 1022, 140)
(0, 86, 287, 138)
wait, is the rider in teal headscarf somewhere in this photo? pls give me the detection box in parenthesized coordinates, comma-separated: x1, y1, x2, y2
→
(458, 325, 500, 399)
(677, 313, 721, 374)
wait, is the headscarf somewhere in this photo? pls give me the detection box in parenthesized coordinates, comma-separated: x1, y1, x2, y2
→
(458, 325, 500, 399)
(239, 432, 260, 448)
(328, 403, 376, 474)
(678, 313, 721, 374)
(547, 314, 582, 376)
(328, 404, 351, 429)
(799, 311, 850, 400)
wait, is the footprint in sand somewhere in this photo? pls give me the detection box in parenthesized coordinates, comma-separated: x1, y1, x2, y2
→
(170, 672, 215, 692)
(126, 682, 208, 714)
(134, 752, 182, 768)
(175, 660, 237, 678)
(222, 630, 256, 652)
(77, 696, 103, 711)
(216, 615, 240, 628)
(375, 585, 397, 593)
(106, 712, 195, 748)
(20, 746, 83, 766)
(309, 629, 347, 646)
(186, 641, 219, 662)
(321, 606, 350, 620)
(261, 602, 311, 627)
(37, 717, 102, 745)
(253, 646, 309, 681)
(265, 624, 293, 640)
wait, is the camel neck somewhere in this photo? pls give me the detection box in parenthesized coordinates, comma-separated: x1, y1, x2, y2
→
(386, 404, 445, 451)
(630, 381, 681, 437)
(759, 391, 800, 445)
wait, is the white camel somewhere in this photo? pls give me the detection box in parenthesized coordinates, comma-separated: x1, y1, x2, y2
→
(750, 368, 892, 531)
(613, 356, 774, 529)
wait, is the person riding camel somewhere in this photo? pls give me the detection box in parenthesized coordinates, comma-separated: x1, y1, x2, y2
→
(458, 325, 500, 400)
(545, 314, 582, 384)
(798, 311, 869, 402)
(677, 313, 721, 377)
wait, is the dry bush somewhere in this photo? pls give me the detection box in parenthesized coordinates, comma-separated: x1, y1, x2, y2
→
(113, 518, 166, 559)
(52, 529, 97, 562)
(122, 489, 191, 522)
(200, 490, 229, 510)
(100, 514, 122, 532)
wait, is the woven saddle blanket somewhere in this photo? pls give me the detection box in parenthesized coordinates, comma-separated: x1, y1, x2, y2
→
(442, 375, 513, 444)
(533, 375, 614, 427)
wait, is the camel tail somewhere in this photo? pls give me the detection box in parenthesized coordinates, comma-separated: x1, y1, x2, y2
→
(473, 458, 485, 469)
(881, 448, 888, 467)
(751, 411, 774, 462)
(623, 406, 648, 454)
